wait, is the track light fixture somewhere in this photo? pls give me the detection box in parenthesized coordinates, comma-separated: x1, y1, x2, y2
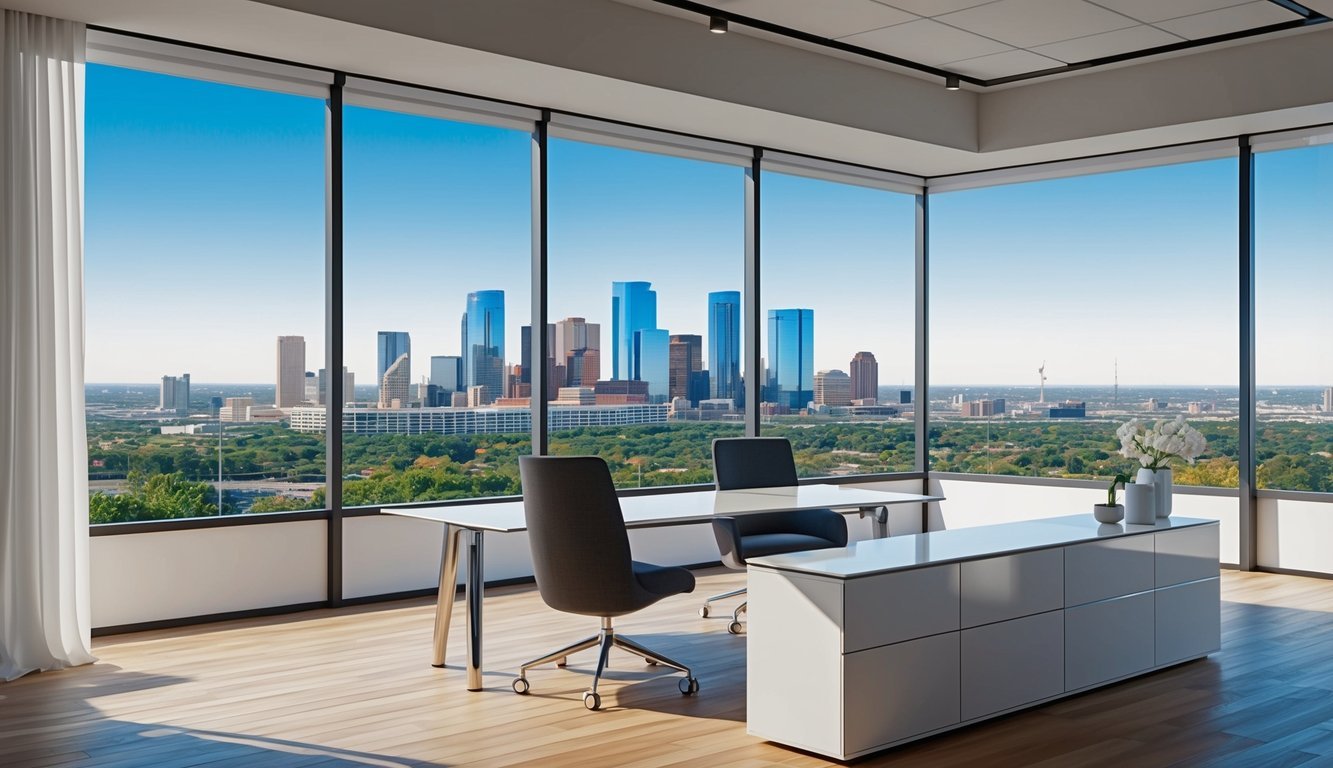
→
(945, 75, 960, 91)
(709, 15, 728, 34)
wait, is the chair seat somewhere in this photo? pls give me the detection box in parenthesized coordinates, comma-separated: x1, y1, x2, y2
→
(633, 560, 696, 598)
(740, 532, 842, 561)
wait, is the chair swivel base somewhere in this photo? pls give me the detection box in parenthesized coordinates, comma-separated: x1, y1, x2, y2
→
(512, 616, 698, 710)
(699, 588, 747, 634)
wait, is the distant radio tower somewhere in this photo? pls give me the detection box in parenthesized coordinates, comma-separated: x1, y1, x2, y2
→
(1038, 361, 1047, 404)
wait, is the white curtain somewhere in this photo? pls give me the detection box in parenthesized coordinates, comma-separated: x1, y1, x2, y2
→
(0, 10, 94, 681)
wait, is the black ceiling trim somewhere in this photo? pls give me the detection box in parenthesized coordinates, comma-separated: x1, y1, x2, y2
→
(651, 0, 1330, 88)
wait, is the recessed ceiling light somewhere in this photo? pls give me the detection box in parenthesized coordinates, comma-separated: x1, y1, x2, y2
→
(709, 15, 728, 34)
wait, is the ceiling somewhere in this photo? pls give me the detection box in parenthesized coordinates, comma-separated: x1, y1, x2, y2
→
(618, 0, 1328, 83)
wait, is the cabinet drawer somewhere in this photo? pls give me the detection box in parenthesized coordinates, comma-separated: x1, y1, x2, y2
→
(961, 611, 1064, 721)
(1065, 592, 1154, 690)
(845, 564, 960, 653)
(1156, 577, 1221, 665)
(1156, 525, 1219, 588)
(843, 633, 960, 755)
(961, 548, 1063, 628)
(1065, 535, 1155, 607)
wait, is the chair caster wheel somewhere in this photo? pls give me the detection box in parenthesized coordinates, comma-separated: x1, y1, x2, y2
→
(645, 658, 658, 666)
(512, 677, 530, 695)
(727, 620, 745, 635)
(583, 691, 602, 711)
(556, 656, 567, 667)
(699, 605, 710, 618)
(678, 677, 699, 696)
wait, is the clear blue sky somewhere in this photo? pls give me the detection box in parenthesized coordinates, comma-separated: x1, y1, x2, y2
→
(85, 63, 1329, 387)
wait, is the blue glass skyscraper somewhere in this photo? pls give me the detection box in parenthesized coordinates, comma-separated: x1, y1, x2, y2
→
(377, 331, 411, 395)
(611, 281, 657, 381)
(463, 290, 505, 404)
(634, 328, 670, 404)
(708, 290, 741, 403)
(766, 309, 813, 410)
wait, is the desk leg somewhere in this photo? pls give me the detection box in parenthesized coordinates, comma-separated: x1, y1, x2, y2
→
(465, 529, 485, 691)
(866, 506, 889, 539)
(432, 524, 463, 668)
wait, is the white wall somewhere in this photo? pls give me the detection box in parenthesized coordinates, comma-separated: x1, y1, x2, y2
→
(1258, 497, 1333, 575)
(932, 477, 1240, 566)
(90, 520, 326, 628)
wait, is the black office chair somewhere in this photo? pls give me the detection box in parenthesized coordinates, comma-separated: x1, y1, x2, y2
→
(704, 437, 848, 634)
(514, 455, 699, 711)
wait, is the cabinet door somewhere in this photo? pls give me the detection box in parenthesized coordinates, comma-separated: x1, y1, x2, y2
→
(1064, 535, 1154, 607)
(845, 564, 960, 653)
(1065, 592, 1154, 690)
(1156, 525, 1219, 588)
(961, 548, 1063, 629)
(961, 611, 1064, 721)
(844, 633, 960, 757)
(1156, 577, 1221, 666)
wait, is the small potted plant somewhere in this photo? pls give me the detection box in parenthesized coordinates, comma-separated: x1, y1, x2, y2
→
(1094, 472, 1131, 523)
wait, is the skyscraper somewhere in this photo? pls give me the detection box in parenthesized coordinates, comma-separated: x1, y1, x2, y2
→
(635, 328, 671, 404)
(379, 353, 410, 408)
(520, 323, 557, 392)
(159, 373, 191, 415)
(1325, 387, 1333, 413)
(708, 290, 741, 403)
(611, 281, 657, 381)
(377, 331, 411, 400)
(275, 335, 306, 407)
(849, 351, 879, 404)
(317, 367, 354, 405)
(814, 369, 852, 406)
(464, 290, 505, 405)
(669, 334, 705, 405)
(555, 316, 601, 386)
(430, 355, 462, 393)
(766, 308, 814, 410)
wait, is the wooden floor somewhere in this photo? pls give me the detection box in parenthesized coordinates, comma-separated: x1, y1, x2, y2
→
(4, 570, 1333, 768)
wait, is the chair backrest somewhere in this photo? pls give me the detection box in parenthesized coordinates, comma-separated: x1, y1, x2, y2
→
(518, 455, 639, 615)
(712, 437, 799, 490)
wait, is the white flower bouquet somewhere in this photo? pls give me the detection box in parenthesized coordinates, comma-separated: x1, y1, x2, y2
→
(1116, 416, 1207, 470)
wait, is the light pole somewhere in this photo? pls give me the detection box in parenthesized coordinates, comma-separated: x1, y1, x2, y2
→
(217, 411, 224, 514)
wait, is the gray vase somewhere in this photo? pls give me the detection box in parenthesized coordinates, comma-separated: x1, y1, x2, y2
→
(1154, 468, 1173, 518)
(1124, 482, 1155, 525)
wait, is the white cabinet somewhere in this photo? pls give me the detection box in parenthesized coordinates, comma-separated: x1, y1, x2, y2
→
(960, 549, 1063, 628)
(844, 633, 960, 755)
(845, 564, 959, 653)
(1156, 526, 1220, 587)
(1064, 535, 1154, 606)
(961, 611, 1064, 720)
(1065, 591, 1155, 690)
(1156, 577, 1221, 665)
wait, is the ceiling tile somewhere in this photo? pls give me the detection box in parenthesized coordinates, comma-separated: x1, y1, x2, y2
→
(1029, 24, 1183, 62)
(839, 18, 1012, 66)
(938, 0, 1138, 47)
(1300, 0, 1333, 16)
(946, 48, 1066, 78)
(1088, 0, 1252, 24)
(1154, 1, 1300, 39)
(714, 0, 917, 39)
(876, 0, 996, 17)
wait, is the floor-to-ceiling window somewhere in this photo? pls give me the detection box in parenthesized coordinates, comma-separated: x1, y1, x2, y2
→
(1255, 134, 1333, 493)
(340, 84, 534, 506)
(547, 127, 746, 488)
(85, 62, 327, 522)
(759, 164, 918, 477)
(929, 155, 1240, 488)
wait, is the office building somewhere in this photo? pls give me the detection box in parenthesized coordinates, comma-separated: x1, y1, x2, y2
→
(900, 389, 913, 405)
(317, 367, 354, 405)
(1325, 387, 1333, 412)
(275, 335, 305, 407)
(556, 387, 596, 405)
(766, 309, 813, 410)
(556, 316, 601, 387)
(611, 281, 657, 381)
(633, 327, 670, 404)
(159, 373, 191, 415)
(14, 5, 1332, 766)
(378, 353, 410, 408)
(814, 369, 852, 407)
(376, 331, 410, 399)
(520, 324, 559, 397)
(464, 290, 504, 405)
(849, 351, 878, 404)
(429, 355, 462, 393)
(303, 371, 317, 403)
(708, 290, 741, 403)
(668, 334, 705, 405)
(1049, 400, 1088, 418)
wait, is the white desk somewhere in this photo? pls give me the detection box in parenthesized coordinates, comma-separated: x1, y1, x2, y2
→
(384, 484, 941, 690)
(747, 515, 1221, 759)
